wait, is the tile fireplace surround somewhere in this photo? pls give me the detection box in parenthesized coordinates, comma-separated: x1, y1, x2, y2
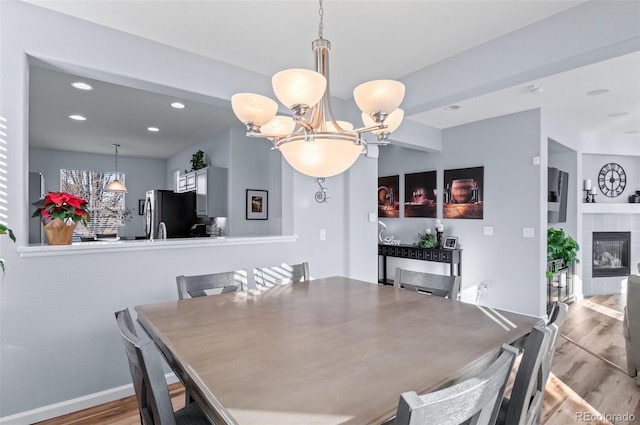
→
(582, 212, 640, 295)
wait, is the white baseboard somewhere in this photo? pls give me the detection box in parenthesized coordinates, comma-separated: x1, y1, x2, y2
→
(0, 373, 178, 425)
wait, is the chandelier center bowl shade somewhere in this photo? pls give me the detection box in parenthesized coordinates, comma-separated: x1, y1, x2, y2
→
(231, 0, 405, 178)
(105, 143, 127, 193)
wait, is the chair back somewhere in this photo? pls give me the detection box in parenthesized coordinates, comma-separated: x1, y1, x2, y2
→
(625, 274, 640, 381)
(115, 309, 177, 425)
(176, 269, 247, 299)
(254, 262, 309, 287)
(503, 325, 554, 425)
(395, 344, 518, 425)
(539, 302, 568, 393)
(394, 268, 461, 300)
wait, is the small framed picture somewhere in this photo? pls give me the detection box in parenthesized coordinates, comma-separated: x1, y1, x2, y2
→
(138, 199, 145, 215)
(443, 236, 458, 249)
(246, 189, 268, 220)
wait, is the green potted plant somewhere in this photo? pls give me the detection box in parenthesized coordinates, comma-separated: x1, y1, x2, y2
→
(546, 227, 579, 279)
(190, 150, 206, 171)
(417, 231, 437, 248)
(0, 224, 16, 276)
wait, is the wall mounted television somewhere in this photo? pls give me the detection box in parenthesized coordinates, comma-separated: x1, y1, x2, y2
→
(548, 167, 568, 223)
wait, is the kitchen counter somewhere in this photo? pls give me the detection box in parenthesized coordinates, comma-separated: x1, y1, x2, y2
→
(17, 235, 298, 258)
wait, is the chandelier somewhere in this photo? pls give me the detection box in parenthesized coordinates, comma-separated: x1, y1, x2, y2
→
(231, 0, 405, 178)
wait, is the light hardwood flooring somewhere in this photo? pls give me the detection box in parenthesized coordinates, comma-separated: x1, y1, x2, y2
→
(37, 295, 639, 425)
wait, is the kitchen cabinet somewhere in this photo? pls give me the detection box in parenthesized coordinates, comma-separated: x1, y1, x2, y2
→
(177, 167, 228, 217)
(177, 173, 196, 192)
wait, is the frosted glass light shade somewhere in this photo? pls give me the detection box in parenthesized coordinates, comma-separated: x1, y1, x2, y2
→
(279, 138, 363, 178)
(231, 93, 278, 126)
(261, 116, 296, 136)
(325, 120, 354, 133)
(272, 69, 326, 109)
(362, 108, 404, 135)
(105, 180, 128, 193)
(353, 80, 405, 115)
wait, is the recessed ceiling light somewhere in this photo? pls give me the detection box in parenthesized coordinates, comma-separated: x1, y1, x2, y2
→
(624, 130, 640, 134)
(147, 127, 159, 132)
(608, 112, 629, 117)
(71, 82, 93, 91)
(443, 105, 460, 111)
(69, 114, 87, 121)
(171, 102, 185, 109)
(586, 89, 611, 96)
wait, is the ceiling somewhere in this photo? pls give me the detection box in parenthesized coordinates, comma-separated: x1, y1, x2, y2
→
(25, 0, 639, 159)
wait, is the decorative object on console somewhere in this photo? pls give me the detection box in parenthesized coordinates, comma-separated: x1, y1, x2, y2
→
(443, 236, 458, 249)
(246, 189, 268, 220)
(435, 221, 444, 248)
(378, 175, 400, 218)
(32, 192, 90, 245)
(230, 0, 405, 178)
(315, 178, 330, 203)
(190, 150, 207, 171)
(105, 144, 128, 193)
(417, 230, 437, 248)
(598, 162, 626, 198)
(378, 221, 400, 246)
(404, 171, 437, 218)
(443, 167, 484, 219)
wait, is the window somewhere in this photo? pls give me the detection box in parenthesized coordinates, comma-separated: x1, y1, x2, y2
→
(60, 169, 124, 237)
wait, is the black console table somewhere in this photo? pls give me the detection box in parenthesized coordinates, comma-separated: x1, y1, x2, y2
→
(378, 244, 462, 285)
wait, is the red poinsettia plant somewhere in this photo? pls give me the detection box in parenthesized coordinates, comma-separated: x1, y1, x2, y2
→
(32, 192, 91, 224)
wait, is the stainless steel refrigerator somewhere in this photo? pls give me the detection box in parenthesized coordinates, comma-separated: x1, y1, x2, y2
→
(144, 190, 196, 239)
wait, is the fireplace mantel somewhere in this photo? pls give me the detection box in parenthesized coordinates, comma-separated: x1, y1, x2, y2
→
(582, 203, 640, 214)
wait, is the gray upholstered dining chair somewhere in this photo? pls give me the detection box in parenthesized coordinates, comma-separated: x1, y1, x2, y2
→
(496, 303, 567, 425)
(394, 268, 461, 300)
(114, 308, 210, 425)
(253, 262, 309, 287)
(176, 269, 247, 299)
(394, 344, 519, 425)
(625, 274, 640, 385)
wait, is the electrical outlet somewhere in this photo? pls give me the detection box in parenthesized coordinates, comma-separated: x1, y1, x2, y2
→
(523, 227, 535, 238)
(483, 226, 493, 236)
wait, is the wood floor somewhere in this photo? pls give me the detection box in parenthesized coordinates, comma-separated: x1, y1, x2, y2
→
(37, 295, 639, 425)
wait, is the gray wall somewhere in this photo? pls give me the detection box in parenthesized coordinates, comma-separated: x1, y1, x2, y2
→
(379, 110, 546, 314)
(0, 2, 374, 418)
(2, 0, 639, 420)
(29, 148, 166, 237)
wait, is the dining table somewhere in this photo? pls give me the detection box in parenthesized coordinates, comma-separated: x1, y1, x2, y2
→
(135, 276, 541, 425)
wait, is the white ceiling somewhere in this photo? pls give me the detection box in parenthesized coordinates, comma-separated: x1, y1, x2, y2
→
(24, 0, 640, 159)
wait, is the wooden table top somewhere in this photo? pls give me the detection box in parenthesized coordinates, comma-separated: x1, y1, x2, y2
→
(135, 276, 540, 425)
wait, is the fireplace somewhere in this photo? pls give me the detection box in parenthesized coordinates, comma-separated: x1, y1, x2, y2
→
(592, 232, 631, 277)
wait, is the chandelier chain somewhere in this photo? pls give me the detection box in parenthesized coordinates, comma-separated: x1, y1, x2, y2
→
(318, 0, 324, 39)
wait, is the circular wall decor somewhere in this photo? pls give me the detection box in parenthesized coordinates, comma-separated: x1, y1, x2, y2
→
(598, 162, 626, 197)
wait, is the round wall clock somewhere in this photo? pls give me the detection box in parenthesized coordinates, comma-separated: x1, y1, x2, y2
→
(598, 162, 626, 197)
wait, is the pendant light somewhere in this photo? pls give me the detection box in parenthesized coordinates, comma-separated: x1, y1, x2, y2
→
(231, 0, 405, 178)
(105, 144, 128, 193)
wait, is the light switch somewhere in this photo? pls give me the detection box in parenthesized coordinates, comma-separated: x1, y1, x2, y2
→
(483, 226, 493, 236)
(532, 156, 540, 165)
(368, 212, 377, 223)
(320, 229, 326, 240)
(523, 227, 535, 238)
